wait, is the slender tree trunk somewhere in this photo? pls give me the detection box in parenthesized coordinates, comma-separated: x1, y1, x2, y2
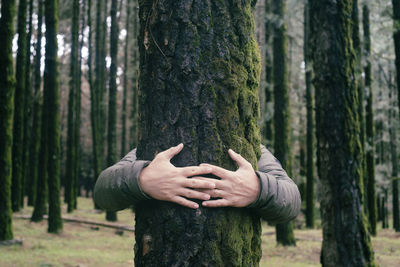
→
(264, 0, 273, 148)
(129, 1, 139, 149)
(304, 0, 314, 229)
(65, 0, 80, 212)
(0, 0, 16, 241)
(30, 0, 46, 221)
(135, 0, 262, 265)
(105, 0, 119, 222)
(44, 0, 62, 233)
(393, 0, 400, 112)
(22, 0, 34, 206)
(12, 0, 28, 212)
(382, 191, 388, 229)
(272, 0, 295, 246)
(310, 0, 375, 265)
(120, 0, 130, 157)
(362, 4, 377, 236)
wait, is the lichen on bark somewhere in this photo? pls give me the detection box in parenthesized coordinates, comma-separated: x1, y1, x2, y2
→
(135, 0, 262, 265)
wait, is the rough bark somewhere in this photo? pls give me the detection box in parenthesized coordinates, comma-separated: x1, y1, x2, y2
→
(12, 0, 28, 212)
(105, 0, 119, 222)
(272, 0, 295, 246)
(362, 4, 377, 236)
(304, 0, 314, 229)
(44, 0, 63, 233)
(135, 0, 262, 265)
(30, 0, 46, 221)
(0, 0, 16, 241)
(310, 0, 375, 266)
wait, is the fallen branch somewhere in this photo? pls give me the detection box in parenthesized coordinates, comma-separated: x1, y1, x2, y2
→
(14, 214, 134, 232)
(0, 239, 23, 246)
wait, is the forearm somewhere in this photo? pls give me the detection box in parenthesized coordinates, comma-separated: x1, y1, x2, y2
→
(93, 149, 151, 211)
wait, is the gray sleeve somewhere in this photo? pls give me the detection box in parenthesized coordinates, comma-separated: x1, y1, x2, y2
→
(247, 145, 301, 224)
(93, 149, 151, 211)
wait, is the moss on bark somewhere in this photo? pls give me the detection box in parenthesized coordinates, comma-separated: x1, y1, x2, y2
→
(135, 0, 262, 265)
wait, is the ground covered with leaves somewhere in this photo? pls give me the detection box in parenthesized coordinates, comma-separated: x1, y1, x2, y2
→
(1, 197, 399, 266)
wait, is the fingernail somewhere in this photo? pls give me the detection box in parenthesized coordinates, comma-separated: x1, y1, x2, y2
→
(230, 149, 236, 154)
(204, 194, 210, 200)
(193, 203, 199, 209)
(202, 202, 208, 206)
(210, 183, 216, 188)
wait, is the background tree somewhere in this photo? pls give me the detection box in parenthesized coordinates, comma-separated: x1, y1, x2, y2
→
(0, 0, 16, 241)
(105, 0, 119, 222)
(65, 0, 80, 213)
(135, 0, 262, 265)
(310, 0, 375, 265)
(43, 0, 63, 233)
(272, 0, 296, 246)
(393, 0, 400, 112)
(304, 0, 314, 229)
(30, 0, 46, 221)
(363, 3, 377, 236)
(264, 0, 273, 148)
(12, 0, 28, 211)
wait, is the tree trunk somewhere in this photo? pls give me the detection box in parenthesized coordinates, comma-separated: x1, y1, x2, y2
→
(310, 0, 375, 266)
(65, 0, 80, 213)
(362, 4, 377, 236)
(393, 0, 400, 112)
(105, 0, 119, 222)
(30, 0, 46, 222)
(135, 0, 262, 265)
(44, 0, 63, 234)
(264, 0, 273, 148)
(0, 0, 16, 241)
(120, 0, 131, 157)
(12, 0, 28, 212)
(272, 0, 295, 246)
(304, 0, 314, 229)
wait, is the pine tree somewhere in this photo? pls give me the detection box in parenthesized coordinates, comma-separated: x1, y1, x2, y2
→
(134, 0, 262, 265)
(362, 3, 377, 236)
(304, 0, 315, 229)
(310, 0, 375, 265)
(30, 0, 46, 220)
(272, 0, 296, 246)
(0, 0, 17, 241)
(44, 0, 63, 233)
(12, 0, 28, 212)
(105, 0, 119, 222)
(65, 0, 80, 213)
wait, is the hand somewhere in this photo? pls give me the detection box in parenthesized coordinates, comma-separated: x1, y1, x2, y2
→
(195, 149, 260, 208)
(138, 143, 217, 209)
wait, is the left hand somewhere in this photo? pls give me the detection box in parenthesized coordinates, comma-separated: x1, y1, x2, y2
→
(194, 149, 260, 208)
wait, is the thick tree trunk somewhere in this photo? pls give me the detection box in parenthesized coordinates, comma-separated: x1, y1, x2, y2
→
(135, 0, 262, 265)
(105, 0, 119, 222)
(0, 0, 16, 241)
(30, 0, 46, 221)
(304, 0, 314, 229)
(44, 0, 62, 234)
(362, 4, 377, 236)
(310, 0, 375, 266)
(272, 0, 295, 246)
(12, 0, 28, 212)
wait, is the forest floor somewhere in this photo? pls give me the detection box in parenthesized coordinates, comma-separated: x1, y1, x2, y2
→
(1, 197, 400, 267)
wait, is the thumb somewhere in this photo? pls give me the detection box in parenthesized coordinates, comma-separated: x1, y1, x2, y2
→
(160, 143, 184, 160)
(228, 149, 252, 169)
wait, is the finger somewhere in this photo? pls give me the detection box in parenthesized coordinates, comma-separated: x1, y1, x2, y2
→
(182, 178, 217, 189)
(158, 143, 183, 160)
(172, 196, 199, 209)
(180, 165, 213, 177)
(202, 199, 230, 208)
(199, 163, 233, 180)
(228, 149, 252, 169)
(179, 189, 211, 201)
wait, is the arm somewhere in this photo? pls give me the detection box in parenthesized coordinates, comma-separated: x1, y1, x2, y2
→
(93, 149, 151, 211)
(247, 145, 301, 224)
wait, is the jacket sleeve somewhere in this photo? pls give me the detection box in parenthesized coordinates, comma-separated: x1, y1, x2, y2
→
(93, 149, 151, 211)
(247, 145, 301, 224)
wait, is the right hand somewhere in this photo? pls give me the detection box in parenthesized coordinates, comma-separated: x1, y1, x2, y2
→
(138, 143, 216, 209)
